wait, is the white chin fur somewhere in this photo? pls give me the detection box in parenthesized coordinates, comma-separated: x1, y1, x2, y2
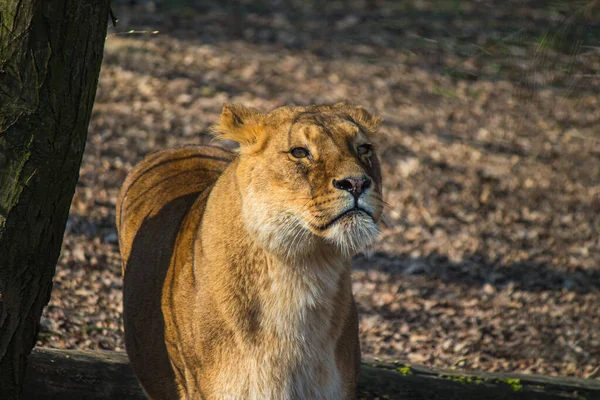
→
(243, 199, 316, 260)
(243, 191, 379, 260)
(324, 212, 379, 257)
(245, 209, 378, 260)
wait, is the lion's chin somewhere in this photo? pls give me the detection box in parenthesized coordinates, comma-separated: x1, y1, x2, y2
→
(323, 211, 379, 257)
(245, 206, 379, 261)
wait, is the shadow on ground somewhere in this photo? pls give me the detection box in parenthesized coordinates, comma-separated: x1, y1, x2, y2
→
(353, 252, 600, 294)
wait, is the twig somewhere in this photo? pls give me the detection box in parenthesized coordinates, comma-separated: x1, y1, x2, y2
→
(109, 7, 118, 27)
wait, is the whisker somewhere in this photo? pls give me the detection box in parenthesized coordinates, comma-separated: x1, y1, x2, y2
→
(371, 194, 395, 209)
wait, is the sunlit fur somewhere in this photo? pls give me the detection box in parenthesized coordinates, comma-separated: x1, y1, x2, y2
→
(117, 102, 383, 400)
(228, 103, 384, 262)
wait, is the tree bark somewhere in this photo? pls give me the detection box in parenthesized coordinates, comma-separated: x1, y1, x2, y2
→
(0, 1, 110, 398)
(24, 348, 600, 400)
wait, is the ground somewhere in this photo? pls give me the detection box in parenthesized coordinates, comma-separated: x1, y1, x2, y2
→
(38, 0, 600, 380)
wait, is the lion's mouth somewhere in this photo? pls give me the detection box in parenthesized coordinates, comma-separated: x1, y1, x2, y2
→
(313, 207, 373, 231)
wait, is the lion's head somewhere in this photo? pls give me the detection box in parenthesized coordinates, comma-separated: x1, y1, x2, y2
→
(212, 102, 383, 260)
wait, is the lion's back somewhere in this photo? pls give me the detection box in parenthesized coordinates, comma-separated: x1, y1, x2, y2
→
(116, 145, 233, 400)
(117, 145, 234, 268)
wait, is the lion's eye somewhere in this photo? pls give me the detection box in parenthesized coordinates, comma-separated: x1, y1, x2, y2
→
(357, 144, 372, 156)
(290, 147, 310, 158)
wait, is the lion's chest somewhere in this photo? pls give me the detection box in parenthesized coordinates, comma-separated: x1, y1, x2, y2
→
(211, 262, 345, 399)
(211, 346, 342, 400)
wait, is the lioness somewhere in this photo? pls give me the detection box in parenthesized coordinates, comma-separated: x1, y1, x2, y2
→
(117, 102, 383, 399)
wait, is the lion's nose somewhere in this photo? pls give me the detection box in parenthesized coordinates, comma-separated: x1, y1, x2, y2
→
(332, 176, 372, 197)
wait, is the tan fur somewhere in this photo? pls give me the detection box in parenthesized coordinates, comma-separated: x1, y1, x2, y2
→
(117, 102, 384, 399)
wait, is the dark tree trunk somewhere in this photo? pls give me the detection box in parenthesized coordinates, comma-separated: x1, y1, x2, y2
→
(0, 1, 110, 398)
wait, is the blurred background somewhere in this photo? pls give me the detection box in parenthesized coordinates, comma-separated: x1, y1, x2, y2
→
(38, 0, 599, 379)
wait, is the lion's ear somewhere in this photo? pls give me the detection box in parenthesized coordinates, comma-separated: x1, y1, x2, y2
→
(211, 104, 265, 146)
(346, 105, 382, 133)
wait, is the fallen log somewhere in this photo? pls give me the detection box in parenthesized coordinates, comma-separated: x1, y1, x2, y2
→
(24, 347, 600, 399)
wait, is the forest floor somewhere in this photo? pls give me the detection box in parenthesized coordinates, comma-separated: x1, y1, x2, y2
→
(38, 0, 600, 380)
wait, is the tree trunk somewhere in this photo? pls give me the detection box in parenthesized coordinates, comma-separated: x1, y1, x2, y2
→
(0, 1, 110, 398)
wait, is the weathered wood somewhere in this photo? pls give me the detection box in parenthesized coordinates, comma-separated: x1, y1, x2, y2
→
(358, 360, 600, 400)
(0, 1, 111, 398)
(24, 348, 600, 400)
(25, 348, 145, 400)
